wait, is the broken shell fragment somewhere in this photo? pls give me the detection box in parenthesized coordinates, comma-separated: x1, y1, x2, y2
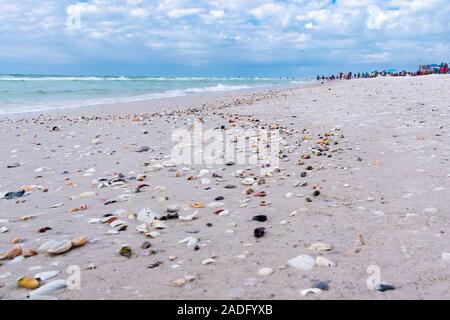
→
(308, 242, 333, 251)
(179, 211, 198, 222)
(257, 268, 274, 277)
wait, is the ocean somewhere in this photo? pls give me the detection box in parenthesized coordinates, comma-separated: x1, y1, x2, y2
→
(0, 75, 303, 114)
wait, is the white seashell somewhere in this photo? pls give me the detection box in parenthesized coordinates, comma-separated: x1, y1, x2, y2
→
(201, 258, 216, 265)
(47, 240, 72, 254)
(107, 230, 119, 235)
(166, 204, 180, 213)
(137, 208, 156, 225)
(110, 219, 126, 228)
(187, 237, 199, 247)
(207, 201, 224, 208)
(315, 256, 336, 267)
(88, 218, 101, 224)
(286, 192, 294, 198)
(38, 240, 59, 253)
(179, 211, 198, 221)
(136, 224, 149, 233)
(178, 236, 193, 244)
(152, 220, 167, 229)
(34, 270, 60, 281)
(28, 279, 67, 298)
(217, 210, 230, 217)
(241, 177, 255, 186)
(257, 268, 273, 277)
(79, 191, 96, 198)
(0, 226, 8, 233)
(286, 255, 315, 270)
(300, 288, 322, 296)
(308, 242, 333, 251)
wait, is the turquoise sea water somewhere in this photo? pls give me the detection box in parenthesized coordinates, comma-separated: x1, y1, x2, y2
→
(0, 75, 303, 114)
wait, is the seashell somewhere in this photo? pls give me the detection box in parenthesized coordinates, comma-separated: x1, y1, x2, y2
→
(315, 256, 336, 267)
(178, 236, 193, 244)
(47, 240, 72, 255)
(137, 208, 156, 225)
(300, 288, 322, 296)
(217, 210, 230, 217)
(179, 211, 198, 221)
(191, 202, 205, 209)
(110, 219, 127, 228)
(257, 268, 274, 277)
(88, 218, 101, 224)
(0, 245, 23, 260)
(166, 204, 180, 213)
(18, 276, 40, 289)
(207, 201, 224, 208)
(201, 258, 216, 265)
(241, 177, 255, 186)
(136, 224, 149, 233)
(34, 270, 60, 281)
(152, 220, 167, 229)
(38, 240, 59, 253)
(0, 226, 8, 233)
(71, 235, 88, 248)
(28, 279, 67, 299)
(118, 245, 132, 258)
(79, 191, 96, 198)
(308, 242, 333, 251)
(20, 214, 37, 221)
(286, 255, 315, 271)
(173, 278, 186, 287)
(145, 231, 160, 238)
(23, 248, 38, 258)
(187, 237, 199, 247)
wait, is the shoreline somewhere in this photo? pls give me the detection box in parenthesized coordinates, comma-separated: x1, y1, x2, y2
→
(0, 82, 309, 120)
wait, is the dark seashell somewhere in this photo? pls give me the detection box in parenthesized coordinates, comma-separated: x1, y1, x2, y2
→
(314, 281, 329, 291)
(254, 227, 265, 238)
(252, 215, 267, 222)
(376, 283, 395, 292)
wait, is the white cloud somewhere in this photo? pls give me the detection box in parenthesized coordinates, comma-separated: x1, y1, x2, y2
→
(167, 8, 204, 18)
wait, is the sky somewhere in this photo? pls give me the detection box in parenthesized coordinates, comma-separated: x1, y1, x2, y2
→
(0, 0, 449, 77)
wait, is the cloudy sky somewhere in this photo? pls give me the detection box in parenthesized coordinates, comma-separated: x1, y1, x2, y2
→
(0, 0, 449, 77)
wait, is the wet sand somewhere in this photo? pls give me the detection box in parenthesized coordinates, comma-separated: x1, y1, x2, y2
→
(1, 75, 450, 300)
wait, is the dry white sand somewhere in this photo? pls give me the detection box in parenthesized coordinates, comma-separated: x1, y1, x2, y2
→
(1, 75, 450, 300)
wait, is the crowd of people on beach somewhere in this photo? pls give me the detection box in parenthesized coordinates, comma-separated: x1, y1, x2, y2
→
(316, 62, 450, 82)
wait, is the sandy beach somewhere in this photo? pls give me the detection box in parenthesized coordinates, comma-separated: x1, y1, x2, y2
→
(1, 74, 450, 300)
